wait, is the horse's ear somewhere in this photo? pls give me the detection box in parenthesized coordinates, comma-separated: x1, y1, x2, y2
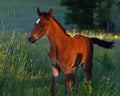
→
(37, 7, 42, 16)
(48, 8, 53, 16)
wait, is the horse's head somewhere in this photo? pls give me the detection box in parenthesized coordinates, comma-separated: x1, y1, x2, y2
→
(28, 7, 53, 43)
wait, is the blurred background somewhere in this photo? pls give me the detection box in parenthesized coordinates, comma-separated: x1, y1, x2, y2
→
(0, 0, 66, 33)
(0, 0, 120, 33)
(0, 1, 120, 96)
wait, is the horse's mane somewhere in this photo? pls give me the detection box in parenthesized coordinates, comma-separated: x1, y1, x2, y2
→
(42, 12, 70, 37)
(51, 17, 70, 37)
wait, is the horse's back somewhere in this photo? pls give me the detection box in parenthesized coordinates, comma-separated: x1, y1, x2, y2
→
(73, 34, 91, 45)
(73, 34, 84, 39)
(73, 34, 93, 64)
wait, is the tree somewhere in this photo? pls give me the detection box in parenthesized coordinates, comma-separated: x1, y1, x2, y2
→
(60, 0, 120, 31)
(95, 0, 117, 29)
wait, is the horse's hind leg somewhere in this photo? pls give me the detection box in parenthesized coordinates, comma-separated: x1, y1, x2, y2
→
(51, 64, 60, 96)
(72, 53, 82, 90)
(72, 69, 79, 90)
(82, 63, 92, 81)
(82, 62, 93, 95)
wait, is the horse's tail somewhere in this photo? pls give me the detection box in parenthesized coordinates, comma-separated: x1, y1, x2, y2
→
(90, 38, 114, 49)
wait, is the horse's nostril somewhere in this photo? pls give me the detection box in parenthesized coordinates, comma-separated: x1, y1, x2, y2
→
(28, 36, 36, 43)
(28, 37, 31, 41)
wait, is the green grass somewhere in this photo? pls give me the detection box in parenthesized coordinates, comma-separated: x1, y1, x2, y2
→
(0, 31, 120, 96)
(0, 0, 120, 96)
(0, 31, 51, 96)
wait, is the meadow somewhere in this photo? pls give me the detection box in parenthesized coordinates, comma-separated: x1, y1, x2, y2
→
(0, 31, 120, 96)
(0, 0, 120, 96)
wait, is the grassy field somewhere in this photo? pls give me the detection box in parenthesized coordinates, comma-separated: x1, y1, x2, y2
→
(0, 0, 120, 96)
(0, 31, 120, 96)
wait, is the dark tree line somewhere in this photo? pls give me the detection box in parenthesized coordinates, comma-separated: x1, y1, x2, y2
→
(60, 0, 120, 31)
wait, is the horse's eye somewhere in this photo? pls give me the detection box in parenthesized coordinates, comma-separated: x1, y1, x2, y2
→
(41, 24, 45, 28)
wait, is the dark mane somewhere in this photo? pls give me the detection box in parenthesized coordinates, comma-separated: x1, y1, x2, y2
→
(51, 17, 70, 37)
(41, 12, 50, 18)
(42, 11, 70, 37)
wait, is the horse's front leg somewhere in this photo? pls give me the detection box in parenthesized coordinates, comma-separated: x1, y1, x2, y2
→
(51, 64, 60, 96)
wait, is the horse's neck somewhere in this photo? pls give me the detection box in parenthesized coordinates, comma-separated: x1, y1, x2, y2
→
(47, 18, 70, 50)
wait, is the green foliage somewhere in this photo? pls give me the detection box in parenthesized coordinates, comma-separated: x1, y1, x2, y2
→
(60, 0, 120, 30)
(95, 0, 118, 29)
(0, 32, 51, 96)
(60, 0, 96, 29)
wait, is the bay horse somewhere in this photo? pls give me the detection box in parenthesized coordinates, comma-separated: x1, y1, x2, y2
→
(28, 8, 114, 96)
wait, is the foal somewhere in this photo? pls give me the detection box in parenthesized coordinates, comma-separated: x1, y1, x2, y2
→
(28, 8, 114, 96)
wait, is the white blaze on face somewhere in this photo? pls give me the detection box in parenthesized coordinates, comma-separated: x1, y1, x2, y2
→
(36, 18, 40, 24)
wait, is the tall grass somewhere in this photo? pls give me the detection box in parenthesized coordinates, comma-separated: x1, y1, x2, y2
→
(0, 31, 51, 96)
(0, 31, 120, 96)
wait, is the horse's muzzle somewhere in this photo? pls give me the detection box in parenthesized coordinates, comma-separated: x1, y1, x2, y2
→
(28, 36, 36, 43)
